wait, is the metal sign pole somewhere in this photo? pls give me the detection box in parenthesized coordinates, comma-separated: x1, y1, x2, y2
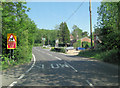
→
(9, 49, 11, 59)
(13, 49, 14, 60)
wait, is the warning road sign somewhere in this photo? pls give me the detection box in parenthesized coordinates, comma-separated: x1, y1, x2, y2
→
(7, 33, 17, 49)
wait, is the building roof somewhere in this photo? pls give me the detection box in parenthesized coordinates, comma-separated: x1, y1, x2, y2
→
(80, 37, 94, 43)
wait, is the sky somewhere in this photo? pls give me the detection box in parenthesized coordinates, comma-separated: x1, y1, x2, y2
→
(26, 1, 101, 34)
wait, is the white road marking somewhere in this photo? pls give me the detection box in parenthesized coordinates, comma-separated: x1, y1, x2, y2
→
(59, 53, 67, 55)
(35, 64, 44, 69)
(86, 80, 94, 87)
(26, 54, 36, 73)
(18, 74, 25, 79)
(8, 54, 36, 87)
(51, 64, 59, 68)
(59, 63, 69, 68)
(88, 60, 98, 61)
(55, 56, 62, 60)
(35, 48, 53, 56)
(65, 62, 78, 72)
(8, 81, 17, 87)
(35, 47, 78, 73)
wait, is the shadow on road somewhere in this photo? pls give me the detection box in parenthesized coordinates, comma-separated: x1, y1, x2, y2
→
(2, 59, 118, 86)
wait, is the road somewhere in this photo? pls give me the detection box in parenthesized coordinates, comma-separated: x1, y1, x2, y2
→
(2, 47, 119, 87)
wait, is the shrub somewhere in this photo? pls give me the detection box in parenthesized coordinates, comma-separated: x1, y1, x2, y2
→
(34, 43, 42, 46)
(60, 48, 66, 53)
(101, 49, 119, 64)
(50, 47, 55, 51)
(78, 49, 119, 65)
(50, 47, 66, 53)
(73, 40, 81, 48)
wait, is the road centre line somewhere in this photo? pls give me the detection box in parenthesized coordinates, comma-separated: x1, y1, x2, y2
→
(86, 80, 94, 88)
(34, 48, 62, 60)
(34, 47, 78, 72)
(18, 74, 25, 79)
(55, 56, 62, 60)
(8, 54, 36, 87)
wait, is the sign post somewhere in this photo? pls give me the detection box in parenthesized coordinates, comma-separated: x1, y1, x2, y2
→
(7, 33, 17, 59)
(42, 38, 46, 46)
(55, 39, 59, 47)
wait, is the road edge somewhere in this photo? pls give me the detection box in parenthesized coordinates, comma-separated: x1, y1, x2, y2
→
(8, 53, 36, 87)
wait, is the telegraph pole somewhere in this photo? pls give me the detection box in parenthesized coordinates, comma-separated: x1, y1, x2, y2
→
(89, 0, 93, 48)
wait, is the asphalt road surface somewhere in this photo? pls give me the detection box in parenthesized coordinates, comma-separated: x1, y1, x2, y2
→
(2, 47, 119, 87)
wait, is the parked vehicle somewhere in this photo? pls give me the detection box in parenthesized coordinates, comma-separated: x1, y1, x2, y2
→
(66, 47, 74, 50)
(76, 47, 85, 50)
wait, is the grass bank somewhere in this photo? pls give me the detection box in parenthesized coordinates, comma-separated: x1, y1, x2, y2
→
(78, 49, 119, 65)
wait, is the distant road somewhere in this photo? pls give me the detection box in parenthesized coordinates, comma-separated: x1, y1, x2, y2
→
(2, 47, 119, 87)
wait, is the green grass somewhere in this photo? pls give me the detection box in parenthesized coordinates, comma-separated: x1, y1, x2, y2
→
(78, 49, 119, 65)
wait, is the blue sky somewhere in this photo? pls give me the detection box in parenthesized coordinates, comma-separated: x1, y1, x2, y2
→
(26, 2, 101, 34)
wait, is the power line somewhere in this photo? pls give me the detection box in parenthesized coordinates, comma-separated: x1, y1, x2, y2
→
(65, 2, 84, 22)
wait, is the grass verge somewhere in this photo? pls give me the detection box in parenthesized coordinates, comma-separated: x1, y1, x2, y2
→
(78, 48, 119, 65)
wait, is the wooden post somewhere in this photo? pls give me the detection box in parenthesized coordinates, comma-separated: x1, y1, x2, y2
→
(89, 0, 93, 48)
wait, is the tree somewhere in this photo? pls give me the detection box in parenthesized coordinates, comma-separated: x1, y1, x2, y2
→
(34, 29, 58, 46)
(59, 22, 70, 46)
(72, 25, 82, 41)
(82, 31, 89, 37)
(96, 2, 120, 50)
(2, 2, 37, 62)
(54, 24, 60, 40)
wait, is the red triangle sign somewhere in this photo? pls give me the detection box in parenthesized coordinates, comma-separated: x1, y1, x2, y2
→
(8, 34, 16, 42)
(7, 33, 17, 49)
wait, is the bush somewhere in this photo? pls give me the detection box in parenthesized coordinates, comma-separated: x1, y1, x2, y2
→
(2, 2, 37, 70)
(73, 40, 81, 48)
(100, 49, 119, 64)
(42, 46, 50, 49)
(78, 49, 119, 65)
(58, 44, 65, 47)
(1, 56, 16, 70)
(50, 47, 66, 53)
(34, 43, 42, 46)
(60, 48, 66, 53)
